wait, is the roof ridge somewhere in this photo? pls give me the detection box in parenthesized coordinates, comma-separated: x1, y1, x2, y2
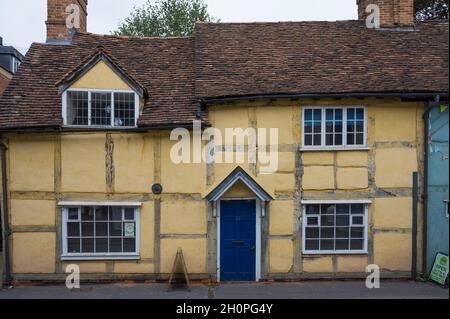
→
(75, 31, 193, 41)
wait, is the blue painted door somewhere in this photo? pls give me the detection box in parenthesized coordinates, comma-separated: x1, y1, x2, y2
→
(220, 200, 256, 281)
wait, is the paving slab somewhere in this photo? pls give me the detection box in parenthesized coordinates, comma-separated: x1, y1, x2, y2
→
(0, 281, 448, 299)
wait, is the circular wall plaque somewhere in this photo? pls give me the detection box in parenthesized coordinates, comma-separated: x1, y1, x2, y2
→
(152, 183, 163, 195)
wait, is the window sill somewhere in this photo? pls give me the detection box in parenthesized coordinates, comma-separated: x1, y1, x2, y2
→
(303, 251, 368, 256)
(61, 254, 140, 261)
(299, 147, 370, 152)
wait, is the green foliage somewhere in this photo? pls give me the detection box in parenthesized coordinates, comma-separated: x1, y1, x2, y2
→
(415, 0, 449, 20)
(114, 0, 219, 37)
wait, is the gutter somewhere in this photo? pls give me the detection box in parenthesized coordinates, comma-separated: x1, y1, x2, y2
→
(201, 92, 449, 104)
(0, 141, 11, 286)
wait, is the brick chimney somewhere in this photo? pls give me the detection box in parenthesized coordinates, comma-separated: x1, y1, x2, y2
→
(357, 0, 414, 27)
(46, 0, 88, 42)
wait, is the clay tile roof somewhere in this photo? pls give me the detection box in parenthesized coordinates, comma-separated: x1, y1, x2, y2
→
(55, 45, 147, 97)
(195, 20, 449, 99)
(0, 20, 448, 130)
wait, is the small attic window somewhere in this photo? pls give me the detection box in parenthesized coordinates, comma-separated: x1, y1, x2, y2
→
(64, 89, 138, 128)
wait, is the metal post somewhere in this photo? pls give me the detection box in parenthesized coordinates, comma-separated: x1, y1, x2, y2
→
(412, 172, 418, 281)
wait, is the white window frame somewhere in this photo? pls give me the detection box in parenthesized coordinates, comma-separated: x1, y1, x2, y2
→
(301, 200, 370, 255)
(62, 88, 140, 128)
(60, 202, 141, 261)
(301, 106, 368, 150)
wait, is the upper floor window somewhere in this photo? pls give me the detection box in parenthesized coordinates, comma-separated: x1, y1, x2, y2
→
(11, 57, 20, 73)
(302, 106, 367, 149)
(64, 89, 138, 128)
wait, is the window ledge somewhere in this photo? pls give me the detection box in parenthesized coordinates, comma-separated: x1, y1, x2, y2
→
(302, 251, 368, 256)
(61, 255, 140, 261)
(299, 147, 370, 152)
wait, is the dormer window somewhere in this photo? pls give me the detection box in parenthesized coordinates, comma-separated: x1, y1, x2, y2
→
(57, 47, 147, 129)
(64, 89, 138, 127)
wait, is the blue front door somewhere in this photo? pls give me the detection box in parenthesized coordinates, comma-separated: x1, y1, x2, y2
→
(220, 199, 256, 281)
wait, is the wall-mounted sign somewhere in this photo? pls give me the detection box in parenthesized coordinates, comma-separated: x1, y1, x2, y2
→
(124, 222, 135, 237)
(430, 253, 449, 286)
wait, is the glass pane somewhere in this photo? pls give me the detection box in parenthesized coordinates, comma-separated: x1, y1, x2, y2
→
(356, 108, 364, 120)
(321, 204, 335, 215)
(336, 239, 350, 250)
(305, 134, 312, 146)
(82, 238, 94, 253)
(95, 207, 108, 221)
(351, 227, 364, 238)
(114, 93, 135, 127)
(124, 208, 135, 220)
(313, 109, 322, 121)
(306, 205, 320, 215)
(95, 222, 108, 236)
(347, 108, 355, 121)
(351, 204, 364, 214)
(356, 133, 364, 145)
(123, 238, 136, 253)
(320, 239, 334, 250)
(347, 133, 355, 145)
(304, 109, 313, 121)
(67, 222, 80, 237)
(335, 133, 343, 145)
(320, 227, 334, 239)
(110, 207, 122, 221)
(325, 134, 334, 146)
(352, 216, 364, 225)
(109, 222, 122, 236)
(305, 240, 319, 250)
(326, 109, 334, 121)
(91, 92, 112, 126)
(304, 123, 312, 134)
(350, 239, 364, 250)
(313, 133, 321, 145)
(81, 207, 94, 221)
(336, 215, 350, 226)
(305, 227, 319, 239)
(336, 227, 350, 239)
(336, 204, 350, 215)
(109, 238, 122, 253)
(81, 222, 94, 236)
(68, 208, 79, 220)
(307, 216, 319, 226)
(95, 238, 108, 253)
(67, 91, 88, 125)
(321, 215, 335, 226)
(67, 238, 80, 253)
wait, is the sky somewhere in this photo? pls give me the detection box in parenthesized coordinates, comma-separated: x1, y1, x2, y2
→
(0, 0, 357, 55)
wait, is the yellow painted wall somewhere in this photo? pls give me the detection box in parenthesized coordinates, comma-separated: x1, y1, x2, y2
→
(12, 232, 56, 273)
(9, 136, 55, 192)
(113, 133, 154, 193)
(70, 60, 132, 91)
(61, 134, 107, 193)
(11, 200, 55, 226)
(161, 200, 206, 235)
(3, 97, 423, 278)
(160, 238, 207, 274)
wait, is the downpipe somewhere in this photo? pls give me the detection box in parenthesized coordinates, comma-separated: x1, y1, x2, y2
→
(0, 141, 12, 286)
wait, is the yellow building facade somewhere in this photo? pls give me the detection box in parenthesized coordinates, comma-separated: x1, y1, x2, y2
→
(0, 58, 425, 282)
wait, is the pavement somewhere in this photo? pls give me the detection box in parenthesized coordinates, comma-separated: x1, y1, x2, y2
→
(0, 280, 448, 299)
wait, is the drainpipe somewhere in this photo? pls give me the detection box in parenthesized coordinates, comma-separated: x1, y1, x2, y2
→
(412, 172, 418, 280)
(0, 141, 12, 286)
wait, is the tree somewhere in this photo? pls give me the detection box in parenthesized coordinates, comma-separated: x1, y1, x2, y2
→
(415, 0, 449, 20)
(114, 0, 219, 37)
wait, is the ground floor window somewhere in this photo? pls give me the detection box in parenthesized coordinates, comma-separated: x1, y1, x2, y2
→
(302, 202, 368, 254)
(61, 205, 140, 259)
